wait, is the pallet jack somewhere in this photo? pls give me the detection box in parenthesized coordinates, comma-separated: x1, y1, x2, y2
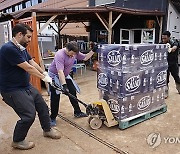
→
(51, 83, 118, 130)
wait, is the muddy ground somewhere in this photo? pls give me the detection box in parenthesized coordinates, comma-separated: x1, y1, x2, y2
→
(0, 69, 180, 154)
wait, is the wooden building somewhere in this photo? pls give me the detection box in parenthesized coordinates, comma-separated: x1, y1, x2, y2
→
(0, 0, 89, 37)
(89, 0, 180, 43)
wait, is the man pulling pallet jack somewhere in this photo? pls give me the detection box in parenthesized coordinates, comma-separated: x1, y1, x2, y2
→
(51, 82, 118, 130)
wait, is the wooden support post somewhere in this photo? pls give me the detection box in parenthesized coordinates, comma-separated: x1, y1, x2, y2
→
(32, 12, 47, 92)
(159, 16, 163, 43)
(58, 19, 61, 48)
(31, 12, 41, 92)
(96, 12, 122, 44)
(108, 11, 112, 44)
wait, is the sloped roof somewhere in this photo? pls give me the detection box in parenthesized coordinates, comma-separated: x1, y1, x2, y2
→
(0, 6, 165, 22)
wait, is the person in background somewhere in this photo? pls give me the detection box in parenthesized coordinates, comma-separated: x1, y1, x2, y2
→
(48, 41, 98, 126)
(0, 23, 61, 150)
(161, 31, 180, 98)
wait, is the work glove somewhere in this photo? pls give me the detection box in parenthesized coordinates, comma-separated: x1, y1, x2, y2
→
(42, 75, 52, 85)
(166, 43, 172, 53)
(168, 48, 173, 53)
(43, 71, 49, 76)
(89, 42, 98, 53)
(62, 84, 69, 95)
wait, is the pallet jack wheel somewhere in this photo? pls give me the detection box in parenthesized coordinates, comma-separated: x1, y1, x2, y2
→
(89, 117, 102, 130)
(88, 117, 93, 124)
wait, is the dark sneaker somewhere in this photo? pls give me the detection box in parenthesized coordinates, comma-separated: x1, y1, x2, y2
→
(11, 140, 35, 150)
(74, 112, 88, 118)
(50, 119, 56, 127)
(176, 83, 180, 94)
(43, 128, 61, 139)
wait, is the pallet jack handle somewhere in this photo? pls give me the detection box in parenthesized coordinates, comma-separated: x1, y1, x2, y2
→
(51, 82, 88, 108)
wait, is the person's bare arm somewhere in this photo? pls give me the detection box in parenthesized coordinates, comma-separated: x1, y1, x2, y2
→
(58, 70, 66, 85)
(29, 59, 44, 74)
(83, 50, 95, 61)
(83, 42, 98, 61)
(17, 61, 45, 79)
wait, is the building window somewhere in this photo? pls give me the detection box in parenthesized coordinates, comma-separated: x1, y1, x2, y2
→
(95, 0, 116, 6)
(25, 0, 32, 8)
(15, 5, 19, 11)
(12, 6, 15, 12)
(8, 7, 12, 13)
(96, 30, 108, 43)
(32, 0, 38, 6)
(19, 4, 22, 10)
(22, 2, 26, 9)
(120, 29, 130, 44)
(5, 8, 9, 13)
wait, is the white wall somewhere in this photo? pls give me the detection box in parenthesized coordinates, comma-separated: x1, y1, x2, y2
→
(167, 2, 180, 39)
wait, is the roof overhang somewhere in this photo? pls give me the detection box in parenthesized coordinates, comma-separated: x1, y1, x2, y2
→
(0, 6, 165, 22)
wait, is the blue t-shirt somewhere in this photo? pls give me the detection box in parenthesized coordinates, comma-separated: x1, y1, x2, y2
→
(0, 41, 32, 92)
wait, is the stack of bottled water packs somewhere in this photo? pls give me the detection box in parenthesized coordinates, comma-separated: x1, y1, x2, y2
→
(97, 44, 168, 120)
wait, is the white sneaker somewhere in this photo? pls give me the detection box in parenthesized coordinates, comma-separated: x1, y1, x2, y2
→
(11, 140, 35, 150)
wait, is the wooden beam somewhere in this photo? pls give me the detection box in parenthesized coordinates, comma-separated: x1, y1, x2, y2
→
(81, 22, 87, 26)
(95, 12, 109, 31)
(159, 16, 163, 42)
(58, 19, 61, 49)
(49, 23, 58, 34)
(59, 22, 68, 31)
(31, 12, 36, 17)
(156, 16, 160, 27)
(112, 13, 122, 28)
(108, 11, 112, 44)
(37, 15, 58, 34)
(99, 14, 108, 27)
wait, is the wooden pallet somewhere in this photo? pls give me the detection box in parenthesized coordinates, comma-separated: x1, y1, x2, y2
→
(118, 104, 167, 130)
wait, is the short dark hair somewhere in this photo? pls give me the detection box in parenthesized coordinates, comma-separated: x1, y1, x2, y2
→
(162, 31, 171, 37)
(66, 41, 79, 53)
(12, 23, 33, 37)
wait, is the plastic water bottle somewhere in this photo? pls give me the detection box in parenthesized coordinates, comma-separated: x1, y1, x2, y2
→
(152, 96, 154, 104)
(122, 55, 127, 72)
(121, 105, 125, 114)
(111, 70, 114, 75)
(116, 80, 119, 89)
(161, 90, 164, 99)
(157, 94, 159, 102)
(150, 76, 153, 85)
(129, 103, 132, 112)
(159, 52, 162, 61)
(143, 78, 147, 87)
(131, 54, 135, 64)
(110, 79, 113, 87)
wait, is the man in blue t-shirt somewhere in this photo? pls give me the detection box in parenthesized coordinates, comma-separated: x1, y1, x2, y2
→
(161, 31, 180, 98)
(0, 23, 61, 150)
